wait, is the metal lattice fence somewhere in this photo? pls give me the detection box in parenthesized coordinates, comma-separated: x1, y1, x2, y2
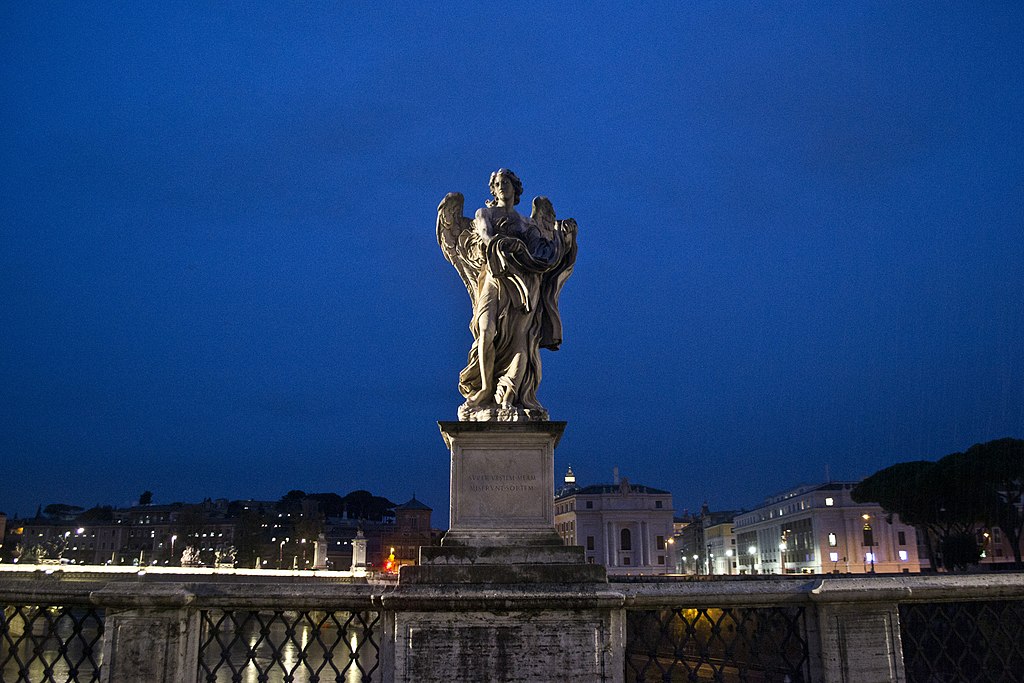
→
(1, 605, 104, 683)
(625, 606, 810, 683)
(900, 600, 1024, 683)
(197, 609, 381, 683)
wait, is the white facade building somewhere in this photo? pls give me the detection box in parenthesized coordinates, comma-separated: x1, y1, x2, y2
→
(704, 520, 738, 575)
(733, 482, 922, 575)
(555, 471, 674, 575)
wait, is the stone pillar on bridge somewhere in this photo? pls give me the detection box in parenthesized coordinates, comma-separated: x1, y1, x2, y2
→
(91, 583, 200, 683)
(384, 421, 620, 682)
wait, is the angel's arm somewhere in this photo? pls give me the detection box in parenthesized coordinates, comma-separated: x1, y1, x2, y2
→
(473, 207, 497, 246)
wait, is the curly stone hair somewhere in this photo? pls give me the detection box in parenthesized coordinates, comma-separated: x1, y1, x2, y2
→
(486, 168, 524, 207)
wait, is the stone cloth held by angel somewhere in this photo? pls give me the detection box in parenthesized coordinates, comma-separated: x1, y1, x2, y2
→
(437, 169, 577, 422)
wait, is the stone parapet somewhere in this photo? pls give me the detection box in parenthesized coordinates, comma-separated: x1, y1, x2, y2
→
(1, 570, 1022, 682)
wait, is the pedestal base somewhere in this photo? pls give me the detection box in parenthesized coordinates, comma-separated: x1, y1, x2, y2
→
(439, 420, 565, 548)
(383, 585, 625, 682)
(381, 420, 616, 681)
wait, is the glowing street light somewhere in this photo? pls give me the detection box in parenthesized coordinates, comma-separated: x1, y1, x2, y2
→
(747, 545, 757, 575)
(862, 514, 875, 573)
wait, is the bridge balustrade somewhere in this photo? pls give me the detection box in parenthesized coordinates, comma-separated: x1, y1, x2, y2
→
(1, 570, 1021, 682)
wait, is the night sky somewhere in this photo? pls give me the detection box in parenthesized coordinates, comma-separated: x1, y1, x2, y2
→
(2, 3, 1022, 525)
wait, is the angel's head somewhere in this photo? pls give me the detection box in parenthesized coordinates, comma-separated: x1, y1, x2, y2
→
(487, 168, 523, 207)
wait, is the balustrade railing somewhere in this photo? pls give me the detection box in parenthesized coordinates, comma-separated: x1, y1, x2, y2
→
(1, 569, 1022, 682)
(197, 608, 381, 683)
(1, 604, 104, 683)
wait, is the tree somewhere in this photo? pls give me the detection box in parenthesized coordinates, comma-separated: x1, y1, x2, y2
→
(76, 506, 114, 522)
(953, 438, 1024, 568)
(852, 459, 987, 570)
(941, 532, 982, 570)
(42, 503, 84, 520)
(138, 491, 153, 506)
(853, 438, 1024, 570)
(339, 490, 396, 521)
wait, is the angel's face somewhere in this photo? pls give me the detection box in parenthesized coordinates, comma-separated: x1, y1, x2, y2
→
(491, 175, 515, 205)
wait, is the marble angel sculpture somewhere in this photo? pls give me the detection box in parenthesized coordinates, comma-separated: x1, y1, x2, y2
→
(437, 169, 577, 421)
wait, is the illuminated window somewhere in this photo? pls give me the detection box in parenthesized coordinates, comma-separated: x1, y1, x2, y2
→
(828, 533, 837, 547)
(829, 552, 839, 562)
(824, 497, 834, 506)
(899, 550, 909, 561)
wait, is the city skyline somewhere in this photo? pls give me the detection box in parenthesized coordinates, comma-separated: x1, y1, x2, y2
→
(2, 4, 1022, 525)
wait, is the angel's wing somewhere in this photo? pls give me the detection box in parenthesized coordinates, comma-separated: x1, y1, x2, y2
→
(530, 196, 556, 240)
(437, 192, 483, 305)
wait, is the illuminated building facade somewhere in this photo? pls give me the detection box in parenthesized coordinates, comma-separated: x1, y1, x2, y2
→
(733, 481, 922, 574)
(555, 469, 675, 575)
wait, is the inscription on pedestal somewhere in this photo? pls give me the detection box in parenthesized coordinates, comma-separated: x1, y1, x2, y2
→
(396, 611, 616, 683)
(440, 422, 564, 547)
(457, 450, 545, 524)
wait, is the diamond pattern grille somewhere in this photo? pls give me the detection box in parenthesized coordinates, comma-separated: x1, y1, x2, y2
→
(900, 600, 1024, 683)
(1, 605, 104, 683)
(625, 606, 810, 683)
(198, 609, 380, 683)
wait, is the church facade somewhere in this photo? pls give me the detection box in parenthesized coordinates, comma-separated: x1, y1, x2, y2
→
(554, 467, 675, 575)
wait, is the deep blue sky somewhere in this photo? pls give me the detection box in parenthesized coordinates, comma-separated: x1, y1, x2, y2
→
(2, 3, 1021, 524)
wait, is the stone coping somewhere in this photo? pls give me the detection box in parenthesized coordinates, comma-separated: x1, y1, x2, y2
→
(2, 572, 1021, 610)
(438, 420, 566, 448)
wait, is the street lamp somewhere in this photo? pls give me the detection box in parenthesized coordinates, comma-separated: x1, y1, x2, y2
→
(279, 538, 288, 569)
(692, 554, 699, 576)
(779, 541, 787, 574)
(170, 535, 177, 565)
(747, 545, 757, 574)
(862, 514, 875, 573)
(725, 549, 734, 575)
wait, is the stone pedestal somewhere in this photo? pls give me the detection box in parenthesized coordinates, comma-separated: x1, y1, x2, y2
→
(383, 420, 615, 681)
(439, 420, 565, 548)
(382, 585, 625, 683)
(92, 584, 200, 683)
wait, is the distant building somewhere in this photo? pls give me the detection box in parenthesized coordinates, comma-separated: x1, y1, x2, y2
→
(733, 482, 922, 574)
(704, 516, 738, 576)
(554, 468, 675, 575)
(673, 504, 738, 575)
(672, 511, 701, 574)
(4, 491, 439, 572)
(380, 496, 436, 568)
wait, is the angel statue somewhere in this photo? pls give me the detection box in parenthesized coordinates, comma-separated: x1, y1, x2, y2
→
(437, 169, 577, 421)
